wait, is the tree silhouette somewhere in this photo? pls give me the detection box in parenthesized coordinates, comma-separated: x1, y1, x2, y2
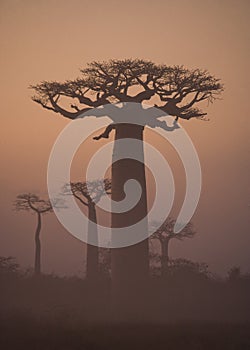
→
(63, 179, 111, 281)
(151, 218, 195, 276)
(228, 266, 241, 282)
(14, 194, 53, 276)
(30, 59, 223, 298)
(30, 59, 222, 122)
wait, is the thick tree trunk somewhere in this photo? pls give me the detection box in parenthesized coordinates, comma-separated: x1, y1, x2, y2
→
(86, 201, 99, 281)
(111, 123, 149, 309)
(161, 239, 170, 277)
(34, 212, 41, 276)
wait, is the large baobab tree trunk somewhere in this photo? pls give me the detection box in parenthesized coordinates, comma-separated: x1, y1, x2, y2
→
(34, 212, 41, 275)
(111, 123, 149, 306)
(86, 201, 99, 280)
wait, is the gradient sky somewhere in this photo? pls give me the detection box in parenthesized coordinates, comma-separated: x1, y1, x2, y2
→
(0, 0, 249, 276)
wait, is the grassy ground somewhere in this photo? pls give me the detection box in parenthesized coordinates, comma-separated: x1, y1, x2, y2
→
(1, 260, 250, 349)
(1, 320, 250, 350)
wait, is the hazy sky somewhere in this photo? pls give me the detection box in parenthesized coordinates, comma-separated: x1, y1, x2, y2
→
(0, 0, 249, 276)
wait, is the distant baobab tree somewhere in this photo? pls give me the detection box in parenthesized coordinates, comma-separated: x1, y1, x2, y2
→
(151, 218, 195, 276)
(14, 194, 53, 276)
(30, 59, 223, 298)
(63, 179, 111, 280)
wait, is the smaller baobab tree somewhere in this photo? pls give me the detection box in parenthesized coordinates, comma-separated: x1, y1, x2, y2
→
(150, 217, 195, 277)
(63, 179, 111, 280)
(14, 193, 53, 276)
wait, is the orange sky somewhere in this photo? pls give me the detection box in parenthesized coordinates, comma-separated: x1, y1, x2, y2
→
(0, 0, 249, 276)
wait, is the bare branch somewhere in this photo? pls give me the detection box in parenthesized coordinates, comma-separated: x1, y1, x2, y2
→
(14, 193, 53, 214)
(62, 179, 111, 206)
(30, 60, 223, 123)
(151, 217, 195, 242)
(93, 123, 116, 140)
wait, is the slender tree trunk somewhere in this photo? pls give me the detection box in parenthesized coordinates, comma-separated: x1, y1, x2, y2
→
(161, 238, 170, 277)
(86, 201, 99, 281)
(111, 123, 149, 308)
(34, 212, 41, 276)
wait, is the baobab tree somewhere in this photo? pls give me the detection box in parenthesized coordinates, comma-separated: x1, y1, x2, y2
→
(151, 217, 195, 276)
(30, 59, 223, 297)
(63, 179, 111, 280)
(14, 193, 53, 275)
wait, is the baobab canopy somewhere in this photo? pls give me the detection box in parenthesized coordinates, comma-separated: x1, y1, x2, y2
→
(30, 59, 223, 123)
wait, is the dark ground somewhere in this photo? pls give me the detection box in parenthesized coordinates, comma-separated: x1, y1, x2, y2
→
(1, 258, 250, 349)
(1, 321, 250, 350)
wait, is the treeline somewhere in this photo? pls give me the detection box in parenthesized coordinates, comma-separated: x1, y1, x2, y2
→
(1, 255, 250, 323)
